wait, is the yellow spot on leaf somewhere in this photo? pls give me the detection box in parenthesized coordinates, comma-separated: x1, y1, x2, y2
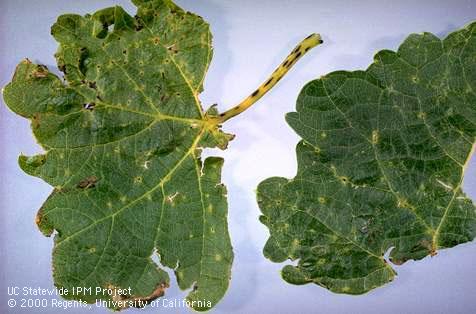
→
(372, 130, 379, 144)
(166, 192, 179, 203)
(397, 197, 409, 208)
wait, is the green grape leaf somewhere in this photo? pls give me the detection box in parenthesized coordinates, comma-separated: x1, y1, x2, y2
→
(257, 22, 476, 294)
(3, 0, 233, 310)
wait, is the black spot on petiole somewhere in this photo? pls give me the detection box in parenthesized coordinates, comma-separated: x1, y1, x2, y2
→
(251, 89, 260, 97)
(264, 78, 273, 87)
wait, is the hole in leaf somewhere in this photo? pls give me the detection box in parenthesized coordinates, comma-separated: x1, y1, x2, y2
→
(83, 103, 96, 110)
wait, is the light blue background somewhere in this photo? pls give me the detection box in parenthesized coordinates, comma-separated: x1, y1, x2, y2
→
(1, 1, 475, 313)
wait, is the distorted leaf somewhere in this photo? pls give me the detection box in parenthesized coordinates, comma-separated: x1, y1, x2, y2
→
(258, 22, 476, 294)
(4, 0, 233, 310)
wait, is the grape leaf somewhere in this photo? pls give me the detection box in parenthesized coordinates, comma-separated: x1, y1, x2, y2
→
(3, 0, 234, 310)
(257, 22, 476, 294)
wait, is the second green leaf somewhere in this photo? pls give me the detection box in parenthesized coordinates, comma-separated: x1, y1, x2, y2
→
(257, 22, 476, 294)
